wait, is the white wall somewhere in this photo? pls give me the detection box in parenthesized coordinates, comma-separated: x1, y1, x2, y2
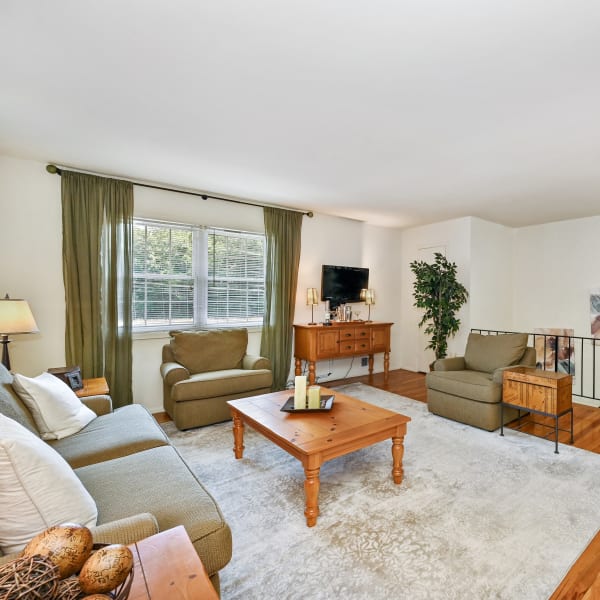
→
(0, 155, 65, 374)
(512, 216, 600, 336)
(469, 217, 514, 332)
(0, 154, 401, 414)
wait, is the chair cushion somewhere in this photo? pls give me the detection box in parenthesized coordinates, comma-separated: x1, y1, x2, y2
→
(170, 329, 248, 374)
(0, 414, 98, 554)
(48, 404, 170, 469)
(12, 372, 96, 440)
(171, 369, 273, 402)
(464, 333, 528, 373)
(426, 369, 501, 404)
(75, 446, 232, 577)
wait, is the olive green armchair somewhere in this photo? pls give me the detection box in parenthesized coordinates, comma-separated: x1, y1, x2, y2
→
(425, 332, 536, 431)
(160, 328, 273, 430)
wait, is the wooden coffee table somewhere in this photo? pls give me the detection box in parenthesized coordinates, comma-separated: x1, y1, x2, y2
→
(227, 387, 411, 527)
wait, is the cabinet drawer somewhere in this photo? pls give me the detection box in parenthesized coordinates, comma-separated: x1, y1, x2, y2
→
(355, 339, 371, 353)
(339, 328, 356, 341)
(339, 340, 357, 354)
(355, 328, 370, 340)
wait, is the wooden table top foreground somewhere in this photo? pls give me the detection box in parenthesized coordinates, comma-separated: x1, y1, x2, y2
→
(228, 387, 411, 526)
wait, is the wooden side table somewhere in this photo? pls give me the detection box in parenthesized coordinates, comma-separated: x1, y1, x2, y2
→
(75, 377, 109, 398)
(128, 526, 219, 600)
(500, 367, 573, 453)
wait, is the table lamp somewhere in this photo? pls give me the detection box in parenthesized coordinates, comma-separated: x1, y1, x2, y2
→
(0, 295, 39, 370)
(364, 289, 375, 322)
(306, 288, 319, 325)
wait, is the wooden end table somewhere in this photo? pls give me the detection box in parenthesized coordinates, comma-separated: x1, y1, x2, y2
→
(228, 387, 411, 527)
(128, 526, 218, 600)
(75, 377, 109, 398)
(500, 367, 573, 453)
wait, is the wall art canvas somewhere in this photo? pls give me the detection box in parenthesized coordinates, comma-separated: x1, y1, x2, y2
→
(590, 289, 600, 338)
(533, 328, 575, 379)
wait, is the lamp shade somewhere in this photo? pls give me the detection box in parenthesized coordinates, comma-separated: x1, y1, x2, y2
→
(0, 297, 39, 334)
(364, 289, 375, 305)
(306, 288, 319, 306)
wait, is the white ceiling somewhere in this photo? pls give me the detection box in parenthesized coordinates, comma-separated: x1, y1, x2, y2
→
(1, 1, 600, 228)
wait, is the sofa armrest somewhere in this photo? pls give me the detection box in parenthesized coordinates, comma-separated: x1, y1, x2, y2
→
(433, 357, 465, 371)
(243, 354, 272, 370)
(81, 395, 113, 416)
(161, 362, 190, 386)
(90, 513, 159, 546)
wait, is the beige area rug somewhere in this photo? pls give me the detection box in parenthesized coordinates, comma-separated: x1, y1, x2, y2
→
(162, 383, 600, 600)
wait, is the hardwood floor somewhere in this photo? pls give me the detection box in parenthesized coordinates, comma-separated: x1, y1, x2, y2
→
(328, 368, 600, 454)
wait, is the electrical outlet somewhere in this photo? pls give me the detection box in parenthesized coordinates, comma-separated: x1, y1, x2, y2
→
(361, 357, 368, 367)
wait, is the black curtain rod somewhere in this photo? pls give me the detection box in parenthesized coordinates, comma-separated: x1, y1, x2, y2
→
(46, 164, 314, 217)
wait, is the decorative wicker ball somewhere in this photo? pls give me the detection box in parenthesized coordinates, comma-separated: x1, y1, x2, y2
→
(55, 574, 83, 600)
(0, 554, 60, 600)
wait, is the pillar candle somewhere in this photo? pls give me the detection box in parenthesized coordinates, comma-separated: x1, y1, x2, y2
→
(294, 375, 307, 410)
(308, 385, 321, 409)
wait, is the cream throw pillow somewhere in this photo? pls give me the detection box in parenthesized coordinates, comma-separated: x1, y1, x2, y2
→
(12, 372, 96, 440)
(0, 413, 98, 554)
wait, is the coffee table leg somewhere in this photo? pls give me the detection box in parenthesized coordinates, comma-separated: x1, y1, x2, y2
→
(391, 435, 405, 484)
(303, 466, 320, 527)
(232, 411, 245, 459)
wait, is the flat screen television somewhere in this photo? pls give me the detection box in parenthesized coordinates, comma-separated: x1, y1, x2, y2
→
(321, 265, 369, 308)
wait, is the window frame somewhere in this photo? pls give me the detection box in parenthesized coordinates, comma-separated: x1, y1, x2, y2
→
(132, 218, 265, 332)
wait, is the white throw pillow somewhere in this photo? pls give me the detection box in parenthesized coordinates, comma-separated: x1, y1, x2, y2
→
(0, 413, 98, 554)
(12, 372, 96, 440)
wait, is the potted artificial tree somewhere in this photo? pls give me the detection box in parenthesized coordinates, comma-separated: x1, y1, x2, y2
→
(409, 252, 469, 367)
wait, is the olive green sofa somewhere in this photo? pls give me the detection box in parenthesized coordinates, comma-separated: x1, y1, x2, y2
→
(161, 328, 273, 430)
(426, 332, 536, 431)
(0, 363, 231, 594)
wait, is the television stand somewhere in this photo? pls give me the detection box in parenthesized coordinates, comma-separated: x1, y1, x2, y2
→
(293, 321, 393, 385)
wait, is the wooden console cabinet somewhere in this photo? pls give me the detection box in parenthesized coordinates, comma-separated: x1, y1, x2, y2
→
(293, 321, 393, 385)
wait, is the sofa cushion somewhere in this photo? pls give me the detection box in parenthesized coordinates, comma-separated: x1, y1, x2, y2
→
(75, 445, 232, 577)
(0, 364, 39, 435)
(171, 368, 273, 402)
(171, 329, 248, 374)
(48, 404, 170, 469)
(12, 372, 96, 440)
(426, 369, 502, 404)
(0, 414, 98, 554)
(463, 333, 529, 373)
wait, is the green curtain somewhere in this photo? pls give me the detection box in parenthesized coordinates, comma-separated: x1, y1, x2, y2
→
(61, 171, 133, 407)
(260, 207, 303, 390)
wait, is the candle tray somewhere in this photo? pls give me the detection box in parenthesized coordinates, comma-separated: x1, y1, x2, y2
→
(281, 395, 334, 413)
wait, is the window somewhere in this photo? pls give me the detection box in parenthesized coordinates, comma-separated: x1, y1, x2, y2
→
(133, 220, 265, 329)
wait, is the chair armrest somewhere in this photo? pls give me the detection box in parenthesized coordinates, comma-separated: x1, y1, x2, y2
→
(493, 365, 529, 385)
(243, 354, 272, 370)
(160, 362, 190, 386)
(433, 357, 465, 371)
(81, 395, 113, 416)
(90, 513, 159, 546)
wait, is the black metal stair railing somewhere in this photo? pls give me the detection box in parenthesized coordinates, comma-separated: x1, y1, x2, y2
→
(471, 329, 600, 404)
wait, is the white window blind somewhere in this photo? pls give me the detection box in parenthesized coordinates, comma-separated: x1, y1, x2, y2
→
(133, 220, 265, 330)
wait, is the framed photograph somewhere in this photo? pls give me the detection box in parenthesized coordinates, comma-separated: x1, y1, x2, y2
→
(66, 370, 84, 391)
